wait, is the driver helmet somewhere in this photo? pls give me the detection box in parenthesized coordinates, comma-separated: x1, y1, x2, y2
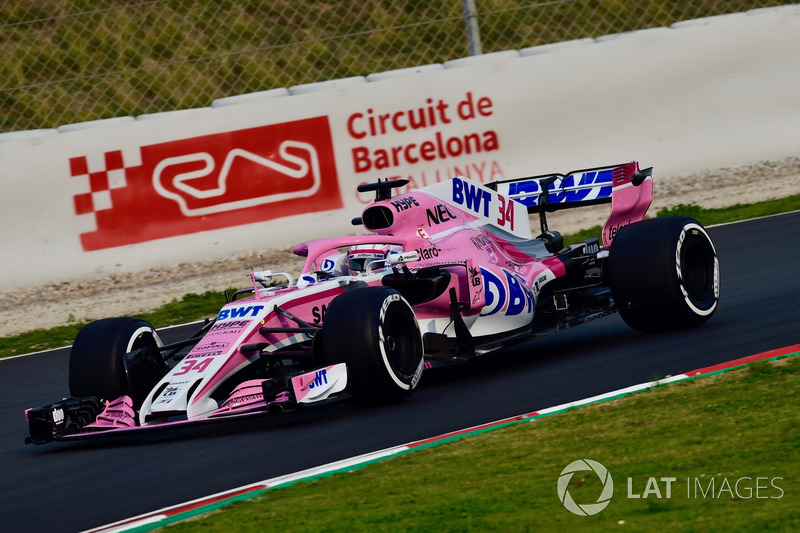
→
(347, 244, 401, 275)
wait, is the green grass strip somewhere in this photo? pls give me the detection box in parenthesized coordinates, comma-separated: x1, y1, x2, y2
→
(138, 352, 800, 532)
(0, 289, 229, 358)
(3, 0, 788, 132)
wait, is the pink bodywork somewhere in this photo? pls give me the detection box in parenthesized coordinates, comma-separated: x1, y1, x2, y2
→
(27, 165, 657, 444)
(86, 396, 136, 429)
(137, 168, 652, 423)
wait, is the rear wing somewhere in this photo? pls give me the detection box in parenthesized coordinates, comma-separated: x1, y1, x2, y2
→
(487, 162, 653, 247)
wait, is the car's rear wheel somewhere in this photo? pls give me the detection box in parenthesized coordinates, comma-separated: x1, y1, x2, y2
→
(321, 287, 424, 404)
(69, 317, 167, 408)
(607, 217, 720, 332)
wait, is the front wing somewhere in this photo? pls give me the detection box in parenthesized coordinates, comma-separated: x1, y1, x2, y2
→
(25, 363, 348, 445)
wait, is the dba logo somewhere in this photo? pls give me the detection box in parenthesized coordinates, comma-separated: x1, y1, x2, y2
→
(479, 268, 533, 317)
(557, 459, 614, 516)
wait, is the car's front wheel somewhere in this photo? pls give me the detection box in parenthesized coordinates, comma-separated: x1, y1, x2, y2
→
(69, 317, 167, 408)
(321, 287, 424, 404)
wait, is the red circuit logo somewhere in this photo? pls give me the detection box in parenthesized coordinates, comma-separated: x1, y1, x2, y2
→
(70, 117, 342, 251)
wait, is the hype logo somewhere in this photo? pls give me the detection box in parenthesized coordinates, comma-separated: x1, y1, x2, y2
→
(70, 117, 342, 251)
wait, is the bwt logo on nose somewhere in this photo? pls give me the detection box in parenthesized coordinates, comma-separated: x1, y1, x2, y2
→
(216, 305, 265, 321)
(69, 117, 342, 251)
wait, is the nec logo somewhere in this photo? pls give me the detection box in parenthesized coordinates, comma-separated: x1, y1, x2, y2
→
(70, 117, 342, 251)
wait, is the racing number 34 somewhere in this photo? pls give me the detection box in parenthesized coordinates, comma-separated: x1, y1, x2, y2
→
(497, 194, 514, 231)
(174, 357, 213, 376)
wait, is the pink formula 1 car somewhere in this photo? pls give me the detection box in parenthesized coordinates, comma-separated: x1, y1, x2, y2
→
(25, 161, 720, 444)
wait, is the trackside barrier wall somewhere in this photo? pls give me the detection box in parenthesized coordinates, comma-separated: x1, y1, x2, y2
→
(0, 6, 798, 290)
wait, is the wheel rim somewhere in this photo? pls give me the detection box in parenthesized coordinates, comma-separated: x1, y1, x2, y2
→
(382, 307, 421, 380)
(681, 240, 714, 305)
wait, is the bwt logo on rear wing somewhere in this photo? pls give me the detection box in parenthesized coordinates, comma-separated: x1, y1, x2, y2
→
(491, 166, 616, 212)
(490, 162, 652, 213)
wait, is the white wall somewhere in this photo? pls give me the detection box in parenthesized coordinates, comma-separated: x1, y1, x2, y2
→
(1, 6, 798, 290)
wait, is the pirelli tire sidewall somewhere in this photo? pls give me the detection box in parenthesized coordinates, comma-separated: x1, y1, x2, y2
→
(607, 216, 720, 332)
(322, 286, 424, 405)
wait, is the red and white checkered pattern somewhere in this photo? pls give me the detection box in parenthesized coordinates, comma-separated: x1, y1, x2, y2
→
(69, 150, 129, 215)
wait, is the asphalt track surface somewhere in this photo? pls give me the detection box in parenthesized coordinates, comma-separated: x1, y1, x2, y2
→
(2, 212, 799, 532)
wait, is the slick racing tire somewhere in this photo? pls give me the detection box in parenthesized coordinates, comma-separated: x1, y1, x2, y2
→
(322, 287, 424, 404)
(607, 217, 720, 333)
(69, 317, 166, 407)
